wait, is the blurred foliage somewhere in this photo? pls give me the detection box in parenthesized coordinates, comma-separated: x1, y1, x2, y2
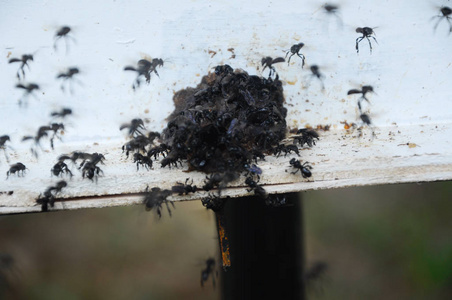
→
(304, 181, 452, 300)
(0, 181, 451, 299)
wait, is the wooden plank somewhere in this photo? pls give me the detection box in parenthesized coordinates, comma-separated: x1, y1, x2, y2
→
(1, 0, 452, 214)
(2, 123, 451, 214)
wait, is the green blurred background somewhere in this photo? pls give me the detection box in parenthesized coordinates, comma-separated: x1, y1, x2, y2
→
(1, 181, 451, 299)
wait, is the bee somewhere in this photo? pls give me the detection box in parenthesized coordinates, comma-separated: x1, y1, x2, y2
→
(289, 158, 312, 178)
(35, 181, 67, 212)
(245, 177, 268, 199)
(16, 83, 39, 107)
(347, 85, 374, 112)
(355, 27, 378, 54)
(293, 128, 319, 148)
(142, 186, 174, 218)
(51, 159, 73, 177)
(6, 162, 27, 179)
(8, 54, 34, 80)
(201, 258, 217, 287)
(57, 67, 81, 93)
(285, 43, 305, 67)
(261, 56, 285, 78)
(171, 178, 197, 195)
(124, 58, 164, 90)
(54, 26, 75, 53)
(120, 118, 146, 137)
(0, 135, 12, 163)
(133, 153, 153, 171)
(432, 6, 452, 34)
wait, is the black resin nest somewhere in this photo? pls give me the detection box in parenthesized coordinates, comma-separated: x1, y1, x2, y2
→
(160, 65, 287, 174)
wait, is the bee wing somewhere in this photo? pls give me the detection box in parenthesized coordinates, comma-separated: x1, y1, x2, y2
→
(272, 57, 286, 64)
(119, 124, 130, 131)
(124, 66, 137, 71)
(347, 89, 361, 95)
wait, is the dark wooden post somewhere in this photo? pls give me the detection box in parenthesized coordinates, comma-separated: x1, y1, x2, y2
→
(220, 192, 304, 300)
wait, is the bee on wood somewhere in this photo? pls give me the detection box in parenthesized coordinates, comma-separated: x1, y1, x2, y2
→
(245, 176, 268, 199)
(36, 180, 67, 212)
(148, 144, 171, 160)
(6, 162, 27, 179)
(293, 128, 319, 147)
(273, 144, 300, 157)
(289, 158, 312, 178)
(79, 153, 105, 182)
(171, 178, 197, 195)
(243, 163, 262, 181)
(133, 153, 153, 170)
(51, 158, 73, 178)
(201, 193, 225, 212)
(122, 135, 152, 157)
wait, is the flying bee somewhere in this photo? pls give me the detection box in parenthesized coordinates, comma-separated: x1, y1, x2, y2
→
(261, 56, 285, 78)
(305, 261, 329, 290)
(432, 6, 452, 34)
(357, 113, 376, 138)
(56, 67, 81, 93)
(285, 43, 305, 67)
(8, 54, 34, 80)
(16, 83, 39, 107)
(347, 85, 375, 112)
(120, 118, 145, 137)
(0, 135, 13, 163)
(142, 186, 174, 218)
(355, 27, 378, 54)
(22, 126, 51, 157)
(201, 258, 217, 288)
(54, 26, 76, 53)
(124, 58, 164, 90)
(51, 108, 72, 119)
(320, 3, 342, 28)
(304, 64, 325, 90)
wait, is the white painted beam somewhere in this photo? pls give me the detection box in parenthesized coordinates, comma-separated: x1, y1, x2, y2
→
(1, 0, 451, 214)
